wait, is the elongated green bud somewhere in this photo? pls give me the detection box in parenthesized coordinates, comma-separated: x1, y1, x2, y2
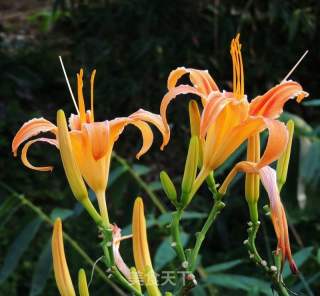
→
(189, 100, 200, 137)
(181, 136, 199, 206)
(143, 265, 161, 296)
(57, 110, 88, 201)
(78, 269, 90, 296)
(189, 100, 203, 167)
(276, 120, 294, 191)
(160, 171, 178, 206)
(130, 267, 141, 293)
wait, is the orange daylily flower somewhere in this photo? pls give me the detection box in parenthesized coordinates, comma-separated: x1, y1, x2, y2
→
(12, 69, 167, 220)
(160, 34, 308, 194)
(160, 34, 307, 272)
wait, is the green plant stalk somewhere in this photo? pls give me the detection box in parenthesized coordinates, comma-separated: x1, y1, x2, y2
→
(113, 152, 167, 214)
(189, 194, 225, 272)
(171, 209, 187, 262)
(246, 220, 289, 296)
(0, 182, 126, 296)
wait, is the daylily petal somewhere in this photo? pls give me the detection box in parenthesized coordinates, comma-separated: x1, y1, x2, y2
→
(129, 109, 168, 150)
(112, 225, 131, 280)
(205, 117, 265, 170)
(83, 121, 110, 161)
(52, 218, 76, 296)
(160, 84, 207, 146)
(200, 92, 230, 139)
(167, 67, 219, 95)
(69, 130, 111, 194)
(21, 138, 58, 171)
(249, 81, 308, 118)
(12, 118, 57, 156)
(257, 118, 289, 169)
(130, 121, 153, 159)
(259, 166, 296, 273)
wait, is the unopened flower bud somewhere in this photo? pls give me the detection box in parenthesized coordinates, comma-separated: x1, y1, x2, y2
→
(130, 267, 141, 293)
(78, 269, 89, 296)
(160, 171, 178, 206)
(277, 120, 294, 191)
(181, 136, 199, 206)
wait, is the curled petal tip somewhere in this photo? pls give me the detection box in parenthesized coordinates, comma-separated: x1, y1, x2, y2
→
(290, 260, 298, 274)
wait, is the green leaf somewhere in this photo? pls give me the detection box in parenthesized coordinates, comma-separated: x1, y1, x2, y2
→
(154, 233, 189, 270)
(0, 196, 21, 231)
(191, 285, 207, 296)
(283, 246, 313, 278)
(302, 99, 320, 106)
(205, 259, 243, 273)
(108, 165, 128, 187)
(29, 240, 52, 296)
(0, 217, 42, 284)
(132, 164, 152, 176)
(50, 208, 74, 221)
(205, 274, 271, 294)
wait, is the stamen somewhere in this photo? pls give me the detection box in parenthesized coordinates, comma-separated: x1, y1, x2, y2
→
(59, 56, 80, 114)
(230, 34, 244, 99)
(77, 69, 86, 123)
(90, 69, 96, 122)
(281, 50, 308, 83)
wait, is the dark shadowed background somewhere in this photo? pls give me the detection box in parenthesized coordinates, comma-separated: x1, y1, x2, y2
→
(0, 0, 320, 295)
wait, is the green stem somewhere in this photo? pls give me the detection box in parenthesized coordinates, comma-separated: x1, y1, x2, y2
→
(171, 209, 187, 263)
(189, 195, 225, 271)
(0, 182, 126, 296)
(113, 152, 167, 214)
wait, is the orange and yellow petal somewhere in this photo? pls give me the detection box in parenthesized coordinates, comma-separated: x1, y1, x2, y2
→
(257, 118, 289, 169)
(167, 67, 219, 95)
(83, 121, 110, 161)
(52, 218, 76, 296)
(12, 117, 57, 156)
(205, 116, 265, 170)
(249, 81, 308, 118)
(129, 109, 168, 150)
(160, 84, 207, 146)
(21, 137, 58, 171)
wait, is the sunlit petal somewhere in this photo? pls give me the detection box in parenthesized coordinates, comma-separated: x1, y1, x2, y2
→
(249, 81, 308, 118)
(12, 118, 57, 156)
(83, 121, 110, 161)
(129, 109, 167, 150)
(167, 67, 219, 95)
(21, 138, 58, 171)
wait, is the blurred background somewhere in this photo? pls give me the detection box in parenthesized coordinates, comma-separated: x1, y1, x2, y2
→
(0, 0, 320, 295)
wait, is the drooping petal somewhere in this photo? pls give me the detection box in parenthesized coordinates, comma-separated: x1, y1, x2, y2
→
(249, 81, 308, 118)
(129, 109, 168, 150)
(12, 117, 57, 156)
(109, 115, 157, 159)
(112, 225, 131, 280)
(259, 166, 297, 273)
(160, 84, 207, 147)
(83, 121, 110, 161)
(21, 138, 58, 171)
(52, 218, 76, 296)
(257, 118, 289, 169)
(167, 67, 219, 95)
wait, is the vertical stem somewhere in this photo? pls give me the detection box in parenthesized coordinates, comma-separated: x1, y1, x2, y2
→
(189, 195, 225, 271)
(95, 190, 110, 227)
(171, 209, 187, 263)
